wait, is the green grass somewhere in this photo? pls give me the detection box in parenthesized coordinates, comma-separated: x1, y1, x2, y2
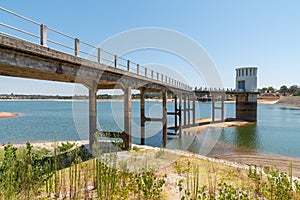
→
(1, 142, 300, 199)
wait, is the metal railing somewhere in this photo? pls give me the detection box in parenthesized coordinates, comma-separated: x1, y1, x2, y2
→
(0, 7, 192, 91)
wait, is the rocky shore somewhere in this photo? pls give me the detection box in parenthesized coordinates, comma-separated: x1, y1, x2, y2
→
(277, 96, 300, 107)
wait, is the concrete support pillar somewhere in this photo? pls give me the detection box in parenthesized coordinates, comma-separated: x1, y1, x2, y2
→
(162, 91, 167, 147)
(178, 93, 182, 137)
(221, 93, 225, 122)
(188, 95, 191, 126)
(174, 95, 178, 130)
(236, 93, 257, 122)
(212, 94, 215, 122)
(88, 85, 97, 148)
(183, 94, 187, 126)
(140, 88, 145, 145)
(124, 86, 132, 149)
(192, 96, 196, 125)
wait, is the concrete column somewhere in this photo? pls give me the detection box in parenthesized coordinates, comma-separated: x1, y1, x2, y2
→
(236, 93, 257, 122)
(127, 60, 130, 71)
(178, 93, 182, 137)
(221, 93, 225, 122)
(183, 94, 187, 126)
(174, 95, 178, 130)
(162, 91, 167, 147)
(40, 24, 47, 47)
(188, 95, 191, 126)
(114, 55, 118, 68)
(212, 94, 215, 122)
(97, 48, 102, 63)
(89, 86, 97, 148)
(124, 86, 132, 149)
(140, 88, 145, 145)
(75, 38, 80, 57)
(192, 96, 196, 125)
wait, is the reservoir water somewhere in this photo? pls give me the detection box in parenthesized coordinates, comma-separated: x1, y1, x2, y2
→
(0, 100, 300, 158)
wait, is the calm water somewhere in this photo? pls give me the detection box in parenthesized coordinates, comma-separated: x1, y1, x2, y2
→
(0, 100, 300, 158)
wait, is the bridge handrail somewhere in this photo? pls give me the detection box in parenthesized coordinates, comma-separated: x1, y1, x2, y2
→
(0, 7, 192, 91)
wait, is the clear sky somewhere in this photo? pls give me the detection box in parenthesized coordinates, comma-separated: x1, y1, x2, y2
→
(1, 1, 300, 95)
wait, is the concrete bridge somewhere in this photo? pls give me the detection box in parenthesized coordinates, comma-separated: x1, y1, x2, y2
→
(0, 8, 258, 150)
(0, 7, 198, 149)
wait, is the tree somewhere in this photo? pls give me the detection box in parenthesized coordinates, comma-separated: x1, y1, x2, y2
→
(267, 86, 275, 93)
(260, 87, 268, 94)
(279, 85, 288, 96)
(289, 85, 299, 95)
(294, 88, 300, 96)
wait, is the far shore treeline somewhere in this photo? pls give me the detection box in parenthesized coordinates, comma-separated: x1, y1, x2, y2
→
(0, 84, 299, 100)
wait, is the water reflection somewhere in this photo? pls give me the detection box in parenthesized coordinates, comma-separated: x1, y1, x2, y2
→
(234, 123, 259, 149)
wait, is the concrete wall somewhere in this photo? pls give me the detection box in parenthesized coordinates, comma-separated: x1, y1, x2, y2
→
(236, 67, 257, 92)
(236, 93, 257, 122)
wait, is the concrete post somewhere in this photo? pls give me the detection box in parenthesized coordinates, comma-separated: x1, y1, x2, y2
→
(212, 94, 215, 122)
(75, 38, 80, 57)
(151, 70, 154, 79)
(114, 55, 118, 68)
(162, 91, 167, 147)
(40, 24, 47, 47)
(178, 93, 182, 137)
(188, 95, 191, 126)
(221, 93, 225, 122)
(127, 60, 130, 71)
(174, 95, 178, 130)
(124, 86, 132, 149)
(97, 48, 102, 63)
(89, 86, 97, 148)
(192, 96, 196, 125)
(137, 64, 140, 75)
(140, 88, 145, 145)
(183, 94, 187, 126)
(145, 68, 147, 77)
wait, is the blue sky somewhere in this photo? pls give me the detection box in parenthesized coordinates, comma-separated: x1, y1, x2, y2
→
(1, 1, 300, 95)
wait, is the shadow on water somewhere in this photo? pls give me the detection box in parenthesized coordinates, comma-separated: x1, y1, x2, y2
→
(234, 123, 260, 149)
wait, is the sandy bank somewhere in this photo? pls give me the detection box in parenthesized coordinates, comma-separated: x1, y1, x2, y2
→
(0, 112, 19, 119)
(183, 118, 249, 133)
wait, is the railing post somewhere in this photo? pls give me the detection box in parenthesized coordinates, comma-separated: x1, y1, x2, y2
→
(127, 60, 130, 71)
(151, 70, 154, 79)
(161, 74, 163, 82)
(137, 64, 140, 75)
(145, 68, 147, 77)
(114, 55, 118, 68)
(75, 38, 80, 57)
(97, 48, 102, 63)
(157, 73, 159, 80)
(40, 24, 47, 47)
